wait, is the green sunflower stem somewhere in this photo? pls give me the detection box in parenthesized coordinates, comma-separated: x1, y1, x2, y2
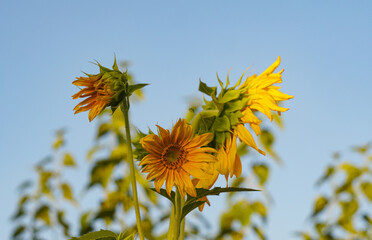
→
(174, 188, 183, 240)
(180, 196, 186, 240)
(167, 206, 176, 240)
(122, 100, 145, 240)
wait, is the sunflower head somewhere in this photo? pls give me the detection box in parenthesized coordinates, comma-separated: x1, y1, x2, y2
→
(192, 57, 293, 182)
(72, 58, 147, 121)
(139, 119, 217, 197)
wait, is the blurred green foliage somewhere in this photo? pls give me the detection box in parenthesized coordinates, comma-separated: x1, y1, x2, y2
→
(298, 143, 372, 240)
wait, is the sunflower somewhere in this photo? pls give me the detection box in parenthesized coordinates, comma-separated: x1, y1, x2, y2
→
(139, 119, 217, 197)
(203, 57, 292, 184)
(72, 75, 114, 121)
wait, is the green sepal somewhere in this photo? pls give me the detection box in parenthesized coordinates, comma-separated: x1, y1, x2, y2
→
(214, 131, 230, 148)
(181, 187, 259, 220)
(95, 61, 112, 74)
(128, 83, 148, 96)
(225, 111, 243, 127)
(233, 69, 248, 88)
(220, 89, 243, 103)
(225, 69, 231, 88)
(202, 98, 217, 111)
(212, 116, 230, 132)
(224, 98, 248, 113)
(196, 115, 216, 135)
(199, 80, 217, 97)
(69, 229, 117, 240)
(112, 56, 119, 71)
(150, 188, 175, 204)
(216, 73, 224, 91)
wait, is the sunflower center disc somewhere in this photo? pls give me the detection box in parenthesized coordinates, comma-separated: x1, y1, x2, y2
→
(162, 145, 187, 169)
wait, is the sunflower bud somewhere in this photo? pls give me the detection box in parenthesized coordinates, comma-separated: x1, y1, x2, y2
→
(72, 58, 147, 121)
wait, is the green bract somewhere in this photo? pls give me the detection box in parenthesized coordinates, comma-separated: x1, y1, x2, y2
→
(195, 73, 246, 148)
(94, 58, 148, 113)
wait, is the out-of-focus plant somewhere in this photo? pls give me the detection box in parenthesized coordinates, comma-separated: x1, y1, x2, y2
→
(298, 143, 372, 240)
(11, 130, 77, 239)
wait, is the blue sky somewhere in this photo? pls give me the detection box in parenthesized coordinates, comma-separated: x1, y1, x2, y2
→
(1, 1, 371, 239)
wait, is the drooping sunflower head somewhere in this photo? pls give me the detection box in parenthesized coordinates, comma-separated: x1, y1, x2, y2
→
(139, 119, 217, 197)
(72, 58, 144, 122)
(193, 56, 293, 183)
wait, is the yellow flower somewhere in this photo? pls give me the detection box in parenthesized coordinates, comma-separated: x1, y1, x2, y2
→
(237, 56, 293, 155)
(72, 75, 114, 122)
(139, 119, 217, 197)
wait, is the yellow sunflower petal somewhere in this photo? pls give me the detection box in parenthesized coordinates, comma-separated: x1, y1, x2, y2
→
(166, 170, 174, 196)
(236, 124, 265, 155)
(184, 133, 213, 149)
(182, 162, 212, 180)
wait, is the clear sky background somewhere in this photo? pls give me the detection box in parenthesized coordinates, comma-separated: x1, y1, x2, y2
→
(1, 1, 371, 239)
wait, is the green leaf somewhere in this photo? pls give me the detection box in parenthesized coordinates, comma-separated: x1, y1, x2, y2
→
(212, 116, 230, 132)
(57, 211, 70, 236)
(117, 230, 136, 240)
(315, 222, 326, 234)
(199, 80, 216, 97)
(360, 182, 372, 201)
(150, 188, 175, 204)
(17, 180, 32, 192)
(181, 201, 206, 220)
(97, 123, 111, 138)
(182, 187, 258, 219)
(311, 196, 328, 217)
(341, 163, 362, 183)
(315, 165, 334, 186)
(340, 199, 358, 219)
(63, 153, 76, 167)
(252, 164, 269, 185)
(12, 225, 25, 238)
(79, 212, 94, 235)
(251, 201, 266, 218)
(128, 83, 148, 96)
(352, 143, 370, 154)
(34, 205, 51, 225)
(69, 230, 117, 240)
(88, 159, 120, 188)
(294, 232, 312, 240)
(53, 130, 65, 150)
(252, 225, 265, 240)
(61, 183, 75, 203)
(12, 207, 25, 220)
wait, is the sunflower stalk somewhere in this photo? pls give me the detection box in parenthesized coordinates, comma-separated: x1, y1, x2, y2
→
(121, 99, 145, 240)
(180, 197, 186, 239)
(174, 188, 183, 240)
(167, 206, 176, 240)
